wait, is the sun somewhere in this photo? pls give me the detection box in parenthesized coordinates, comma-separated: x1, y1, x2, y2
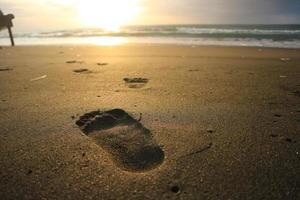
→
(76, 0, 141, 31)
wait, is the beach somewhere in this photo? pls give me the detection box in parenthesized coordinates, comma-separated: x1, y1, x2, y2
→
(0, 45, 299, 199)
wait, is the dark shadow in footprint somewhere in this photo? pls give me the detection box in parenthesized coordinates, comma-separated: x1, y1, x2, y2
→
(97, 63, 108, 66)
(188, 69, 199, 72)
(0, 67, 13, 72)
(76, 109, 164, 172)
(124, 78, 149, 89)
(292, 90, 300, 97)
(270, 134, 297, 143)
(73, 69, 91, 74)
(279, 85, 300, 98)
(66, 60, 84, 64)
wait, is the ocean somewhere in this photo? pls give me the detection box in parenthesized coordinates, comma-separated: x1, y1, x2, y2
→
(1, 24, 300, 48)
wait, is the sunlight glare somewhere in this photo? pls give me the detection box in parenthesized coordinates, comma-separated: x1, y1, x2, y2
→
(77, 0, 141, 31)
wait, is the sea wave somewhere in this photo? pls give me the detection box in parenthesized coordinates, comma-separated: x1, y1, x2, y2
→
(1, 25, 300, 48)
(1, 25, 300, 40)
(1, 36, 300, 48)
(176, 27, 300, 35)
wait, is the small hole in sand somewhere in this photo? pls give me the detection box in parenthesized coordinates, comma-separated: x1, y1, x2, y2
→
(270, 134, 278, 138)
(170, 185, 180, 194)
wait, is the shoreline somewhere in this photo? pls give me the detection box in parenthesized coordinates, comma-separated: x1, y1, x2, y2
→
(1, 45, 300, 61)
(1, 42, 300, 50)
(2, 43, 300, 50)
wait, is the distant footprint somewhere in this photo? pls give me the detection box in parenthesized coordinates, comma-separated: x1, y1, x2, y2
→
(188, 69, 199, 72)
(76, 109, 164, 172)
(123, 78, 149, 89)
(0, 67, 13, 72)
(66, 60, 84, 64)
(97, 63, 108, 66)
(293, 90, 300, 97)
(279, 85, 300, 98)
(73, 68, 91, 74)
(270, 134, 297, 143)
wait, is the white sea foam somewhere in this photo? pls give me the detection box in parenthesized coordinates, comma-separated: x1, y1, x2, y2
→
(1, 36, 300, 49)
(1, 25, 300, 48)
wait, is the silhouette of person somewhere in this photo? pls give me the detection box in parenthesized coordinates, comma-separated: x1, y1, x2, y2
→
(0, 9, 4, 30)
(0, 9, 15, 46)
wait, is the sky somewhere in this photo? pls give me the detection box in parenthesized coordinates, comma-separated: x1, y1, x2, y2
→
(1, 0, 300, 31)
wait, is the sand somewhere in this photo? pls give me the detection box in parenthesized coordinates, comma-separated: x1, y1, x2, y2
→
(0, 45, 299, 199)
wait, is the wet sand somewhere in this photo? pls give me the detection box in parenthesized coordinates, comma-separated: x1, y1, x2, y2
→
(0, 45, 300, 199)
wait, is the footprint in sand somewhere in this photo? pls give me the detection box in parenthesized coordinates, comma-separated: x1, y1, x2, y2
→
(97, 63, 108, 66)
(123, 78, 149, 89)
(293, 90, 300, 97)
(73, 68, 91, 74)
(279, 85, 300, 98)
(66, 60, 84, 64)
(0, 67, 13, 72)
(75, 109, 164, 172)
(270, 134, 297, 143)
(188, 69, 199, 72)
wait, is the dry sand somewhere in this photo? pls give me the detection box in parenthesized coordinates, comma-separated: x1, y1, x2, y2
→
(0, 45, 300, 199)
